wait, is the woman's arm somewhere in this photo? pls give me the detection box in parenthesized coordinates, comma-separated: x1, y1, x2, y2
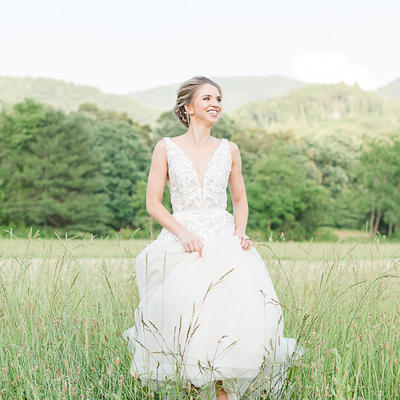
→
(145, 139, 187, 238)
(228, 141, 252, 250)
(228, 140, 248, 235)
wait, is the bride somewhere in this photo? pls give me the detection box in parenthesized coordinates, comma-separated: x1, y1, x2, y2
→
(123, 76, 301, 399)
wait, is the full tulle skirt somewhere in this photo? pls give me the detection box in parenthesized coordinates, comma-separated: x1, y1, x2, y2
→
(123, 235, 301, 398)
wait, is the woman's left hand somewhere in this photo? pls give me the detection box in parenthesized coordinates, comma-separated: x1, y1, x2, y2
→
(235, 232, 252, 251)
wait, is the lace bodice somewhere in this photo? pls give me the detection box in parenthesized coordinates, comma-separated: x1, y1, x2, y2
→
(156, 137, 235, 242)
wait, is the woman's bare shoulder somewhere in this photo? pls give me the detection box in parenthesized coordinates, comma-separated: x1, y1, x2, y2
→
(227, 139, 240, 157)
(151, 138, 168, 162)
(149, 138, 169, 179)
(154, 137, 168, 149)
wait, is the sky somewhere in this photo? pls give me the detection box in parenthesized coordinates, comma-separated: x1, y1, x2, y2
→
(0, 0, 399, 95)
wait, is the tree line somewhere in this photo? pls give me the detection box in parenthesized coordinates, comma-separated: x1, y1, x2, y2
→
(0, 98, 399, 241)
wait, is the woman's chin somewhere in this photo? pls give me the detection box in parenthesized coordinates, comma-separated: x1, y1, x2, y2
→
(196, 115, 220, 126)
(207, 117, 219, 125)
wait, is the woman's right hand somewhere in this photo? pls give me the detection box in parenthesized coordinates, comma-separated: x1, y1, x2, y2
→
(177, 229, 204, 257)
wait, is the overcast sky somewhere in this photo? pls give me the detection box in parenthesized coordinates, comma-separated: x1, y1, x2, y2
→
(1, 0, 398, 94)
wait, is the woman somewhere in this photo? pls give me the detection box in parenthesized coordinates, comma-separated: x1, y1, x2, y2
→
(123, 76, 300, 399)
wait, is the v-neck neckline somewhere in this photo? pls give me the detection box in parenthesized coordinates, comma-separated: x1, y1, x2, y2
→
(168, 137, 224, 196)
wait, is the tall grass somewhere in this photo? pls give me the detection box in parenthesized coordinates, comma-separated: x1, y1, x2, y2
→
(0, 237, 399, 399)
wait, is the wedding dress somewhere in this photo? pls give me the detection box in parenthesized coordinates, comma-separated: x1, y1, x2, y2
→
(123, 137, 301, 399)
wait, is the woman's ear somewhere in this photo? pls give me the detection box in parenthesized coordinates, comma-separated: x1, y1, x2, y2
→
(184, 103, 193, 115)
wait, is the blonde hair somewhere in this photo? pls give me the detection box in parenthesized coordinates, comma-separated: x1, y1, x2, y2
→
(174, 76, 222, 128)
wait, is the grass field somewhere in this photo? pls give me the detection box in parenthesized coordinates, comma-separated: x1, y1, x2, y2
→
(0, 237, 399, 399)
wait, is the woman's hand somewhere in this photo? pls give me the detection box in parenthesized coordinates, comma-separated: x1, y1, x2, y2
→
(177, 229, 204, 257)
(234, 232, 252, 251)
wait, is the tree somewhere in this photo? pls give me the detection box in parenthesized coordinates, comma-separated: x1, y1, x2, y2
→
(302, 134, 360, 227)
(77, 102, 153, 232)
(354, 134, 400, 236)
(247, 147, 329, 241)
(0, 99, 112, 235)
(92, 120, 151, 231)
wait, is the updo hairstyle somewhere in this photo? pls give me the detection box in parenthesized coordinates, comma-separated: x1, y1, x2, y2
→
(173, 76, 222, 128)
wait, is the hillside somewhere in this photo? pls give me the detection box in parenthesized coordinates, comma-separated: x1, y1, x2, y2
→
(375, 78, 400, 99)
(2, 76, 399, 137)
(127, 75, 309, 113)
(0, 76, 161, 125)
(230, 82, 400, 141)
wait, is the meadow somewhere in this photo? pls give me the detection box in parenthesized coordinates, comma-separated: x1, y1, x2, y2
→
(0, 237, 399, 399)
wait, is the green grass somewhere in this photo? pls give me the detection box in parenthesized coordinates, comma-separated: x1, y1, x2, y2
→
(1, 237, 400, 261)
(0, 237, 399, 399)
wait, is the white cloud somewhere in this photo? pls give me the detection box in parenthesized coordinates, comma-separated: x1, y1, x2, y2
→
(292, 51, 377, 90)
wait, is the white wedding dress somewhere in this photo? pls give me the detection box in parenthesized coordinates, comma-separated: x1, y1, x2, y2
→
(123, 137, 301, 399)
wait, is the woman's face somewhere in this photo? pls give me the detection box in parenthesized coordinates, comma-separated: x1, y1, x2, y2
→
(185, 83, 222, 126)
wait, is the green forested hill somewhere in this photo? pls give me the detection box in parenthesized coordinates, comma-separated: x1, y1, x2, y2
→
(230, 82, 400, 141)
(128, 75, 309, 113)
(2, 76, 400, 136)
(0, 76, 161, 125)
(0, 75, 309, 126)
(375, 78, 400, 99)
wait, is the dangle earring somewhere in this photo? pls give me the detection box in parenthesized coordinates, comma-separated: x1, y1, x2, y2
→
(185, 109, 190, 126)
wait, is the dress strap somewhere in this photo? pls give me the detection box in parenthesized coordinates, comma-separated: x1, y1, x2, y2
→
(163, 137, 175, 173)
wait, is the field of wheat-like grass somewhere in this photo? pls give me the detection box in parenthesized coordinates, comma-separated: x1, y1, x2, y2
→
(0, 237, 399, 399)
